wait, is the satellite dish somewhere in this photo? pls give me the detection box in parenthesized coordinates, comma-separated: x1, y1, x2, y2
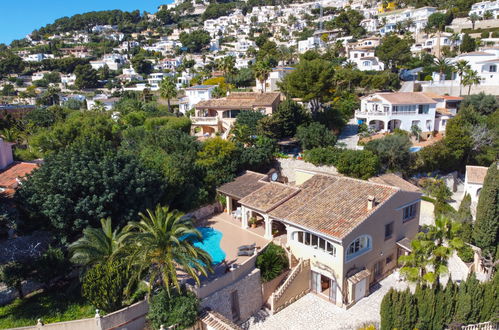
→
(271, 172, 279, 182)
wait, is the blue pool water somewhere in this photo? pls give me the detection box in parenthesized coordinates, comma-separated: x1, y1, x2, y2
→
(184, 227, 226, 265)
(409, 146, 422, 153)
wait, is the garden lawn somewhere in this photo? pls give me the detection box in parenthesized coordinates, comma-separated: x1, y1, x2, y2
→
(0, 283, 95, 329)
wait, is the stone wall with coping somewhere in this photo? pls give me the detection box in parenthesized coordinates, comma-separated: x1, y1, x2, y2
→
(199, 268, 263, 323)
(276, 158, 338, 183)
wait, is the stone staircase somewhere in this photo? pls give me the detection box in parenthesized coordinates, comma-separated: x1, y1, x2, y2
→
(270, 259, 311, 314)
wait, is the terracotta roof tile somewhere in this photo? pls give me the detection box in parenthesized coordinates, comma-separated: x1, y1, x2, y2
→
(369, 173, 421, 192)
(378, 92, 437, 105)
(216, 171, 267, 199)
(269, 175, 399, 240)
(239, 182, 300, 213)
(466, 165, 488, 184)
(196, 92, 280, 109)
(0, 162, 38, 190)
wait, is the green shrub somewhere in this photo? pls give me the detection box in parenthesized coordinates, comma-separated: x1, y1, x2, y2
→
(256, 243, 289, 282)
(82, 260, 131, 313)
(147, 289, 199, 329)
(481, 31, 490, 38)
(303, 147, 342, 166)
(295, 122, 336, 150)
(144, 116, 191, 133)
(335, 149, 380, 180)
(33, 246, 71, 288)
(458, 245, 474, 263)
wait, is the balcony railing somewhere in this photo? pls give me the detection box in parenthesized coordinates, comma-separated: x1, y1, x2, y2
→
(356, 110, 420, 116)
(190, 116, 219, 125)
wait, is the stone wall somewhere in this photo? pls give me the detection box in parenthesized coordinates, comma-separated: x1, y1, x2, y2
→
(262, 270, 290, 304)
(187, 202, 221, 221)
(276, 158, 338, 183)
(421, 84, 499, 97)
(271, 260, 311, 314)
(200, 268, 263, 323)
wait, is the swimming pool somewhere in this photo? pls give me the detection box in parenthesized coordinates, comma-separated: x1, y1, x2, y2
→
(409, 146, 422, 153)
(184, 227, 226, 265)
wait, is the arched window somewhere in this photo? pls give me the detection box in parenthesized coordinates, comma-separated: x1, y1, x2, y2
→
(346, 235, 372, 261)
(292, 231, 336, 257)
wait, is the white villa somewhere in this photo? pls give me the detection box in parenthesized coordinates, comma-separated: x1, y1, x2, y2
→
(179, 85, 217, 114)
(463, 165, 489, 203)
(255, 66, 294, 92)
(348, 48, 385, 71)
(469, 0, 499, 17)
(450, 48, 499, 85)
(355, 92, 462, 135)
(217, 170, 421, 308)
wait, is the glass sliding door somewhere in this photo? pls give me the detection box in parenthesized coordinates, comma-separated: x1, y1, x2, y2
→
(311, 271, 336, 304)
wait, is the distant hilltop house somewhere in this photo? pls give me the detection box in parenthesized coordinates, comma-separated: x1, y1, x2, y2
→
(255, 66, 294, 92)
(469, 0, 499, 17)
(347, 47, 385, 71)
(355, 92, 463, 137)
(217, 169, 421, 308)
(191, 92, 281, 138)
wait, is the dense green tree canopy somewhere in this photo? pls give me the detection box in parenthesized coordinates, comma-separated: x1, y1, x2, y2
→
(376, 35, 413, 71)
(16, 140, 164, 242)
(179, 30, 211, 53)
(365, 133, 412, 172)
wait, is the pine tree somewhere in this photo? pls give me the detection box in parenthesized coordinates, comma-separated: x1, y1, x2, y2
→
(472, 163, 499, 256)
(380, 288, 395, 330)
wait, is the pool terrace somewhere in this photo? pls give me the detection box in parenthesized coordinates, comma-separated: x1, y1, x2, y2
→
(184, 213, 271, 299)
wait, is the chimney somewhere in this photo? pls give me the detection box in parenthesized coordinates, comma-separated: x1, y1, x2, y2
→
(367, 195, 376, 210)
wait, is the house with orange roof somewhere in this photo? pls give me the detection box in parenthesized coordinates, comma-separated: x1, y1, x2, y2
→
(464, 165, 490, 203)
(217, 169, 421, 308)
(355, 92, 462, 136)
(0, 139, 38, 197)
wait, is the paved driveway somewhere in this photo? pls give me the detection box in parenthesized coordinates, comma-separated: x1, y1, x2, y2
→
(337, 118, 359, 150)
(245, 272, 409, 330)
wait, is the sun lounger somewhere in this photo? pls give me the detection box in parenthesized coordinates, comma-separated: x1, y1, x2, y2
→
(237, 249, 255, 256)
(238, 243, 256, 251)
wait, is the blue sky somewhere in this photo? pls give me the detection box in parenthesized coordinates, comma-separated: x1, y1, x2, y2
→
(0, 0, 171, 44)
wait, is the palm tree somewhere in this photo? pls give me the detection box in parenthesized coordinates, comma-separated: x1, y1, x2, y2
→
(219, 56, 237, 80)
(399, 216, 463, 285)
(69, 218, 126, 267)
(462, 68, 482, 95)
(450, 32, 461, 53)
(469, 13, 481, 30)
(124, 205, 212, 295)
(253, 60, 272, 93)
(159, 76, 178, 114)
(410, 124, 422, 142)
(483, 11, 493, 20)
(434, 57, 451, 79)
(454, 60, 471, 96)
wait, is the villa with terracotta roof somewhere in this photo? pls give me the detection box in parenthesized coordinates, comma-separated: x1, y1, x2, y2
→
(0, 139, 38, 197)
(191, 92, 281, 138)
(355, 92, 462, 137)
(217, 169, 421, 308)
(464, 165, 490, 203)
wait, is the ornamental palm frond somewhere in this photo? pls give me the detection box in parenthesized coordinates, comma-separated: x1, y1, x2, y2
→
(124, 205, 212, 295)
(159, 76, 178, 114)
(69, 217, 126, 267)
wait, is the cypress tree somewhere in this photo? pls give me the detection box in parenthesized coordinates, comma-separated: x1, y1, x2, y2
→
(456, 193, 473, 243)
(416, 285, 434, 329)
(455, 274, 473, 324)
(381, 288, 395, 330)
(443, 278, 457, 325)
(402, 288, 417, 330)
(472, 163, 499, 256)
(467, 273, 484, 324)
(433, 284, 446, 330)
(392, 290, 404, 329)
(480, 271, 498, 322)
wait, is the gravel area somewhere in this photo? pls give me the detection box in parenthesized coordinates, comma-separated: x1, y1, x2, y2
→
(244, 272, 409, 330)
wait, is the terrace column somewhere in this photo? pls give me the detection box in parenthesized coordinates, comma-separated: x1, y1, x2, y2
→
(226, 196, 233, 213)
(264, 215, 272, 239)
(241, 206, 249, 229)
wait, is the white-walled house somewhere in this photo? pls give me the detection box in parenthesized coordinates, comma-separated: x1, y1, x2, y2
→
(298, 37, 323, 53)
(348, 48, 385, 71)
(178, 85, 217, 114)
(255, 66, 294, 92)
(356, 92, 438, 133)
(450, 48, 499, 85)
(463, 165, 489, 203)
(469, 0, 499, 18)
